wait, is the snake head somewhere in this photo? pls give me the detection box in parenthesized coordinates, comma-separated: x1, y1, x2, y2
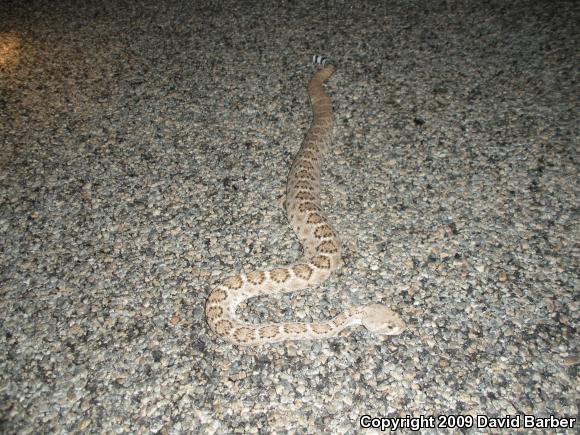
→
(361, 304, 406, 336)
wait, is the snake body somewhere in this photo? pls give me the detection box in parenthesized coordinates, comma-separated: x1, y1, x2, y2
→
(205, 59, 405, 345)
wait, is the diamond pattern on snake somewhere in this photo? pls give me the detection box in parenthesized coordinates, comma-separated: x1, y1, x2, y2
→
(205, 56, 405, 345)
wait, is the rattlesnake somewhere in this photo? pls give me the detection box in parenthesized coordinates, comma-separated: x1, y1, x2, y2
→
(205, 57, 405, 345)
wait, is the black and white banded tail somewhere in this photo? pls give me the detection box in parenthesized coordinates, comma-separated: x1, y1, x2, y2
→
(312, 55, 329, 66)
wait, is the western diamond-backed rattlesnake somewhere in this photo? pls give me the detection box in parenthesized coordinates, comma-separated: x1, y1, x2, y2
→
(205, 57, 405, 345)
